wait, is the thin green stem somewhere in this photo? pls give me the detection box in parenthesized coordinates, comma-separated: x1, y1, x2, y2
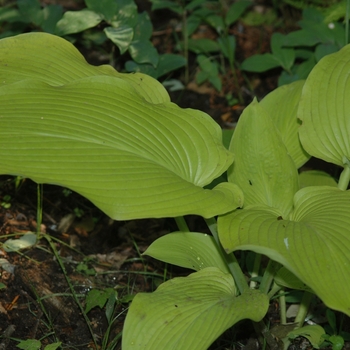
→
(294, 291, 313, 327)
(249, 253, 262, 289)
(338, 164, 350, 190)
(228, 57, 243, 104)
(182, 10, 189, 84)
(253, 319, 280, 350)
(267, 282, 282, 300)
(44, 235, 98, 349)
(163, 263, 169, 282)
(23, 284, 60, 343)
(205, 217, 248, 294)
(346, 0, 350, 45)
(259, 260, 281, 294)
(36, 183, 43, 237)
(279, 291, 287, 325)
(174, 216, 189, 232)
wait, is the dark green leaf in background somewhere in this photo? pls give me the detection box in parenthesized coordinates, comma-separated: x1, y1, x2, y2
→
(55, 9, 103, 36)
(41, 5, 63, 34)
(156, 53, 186, 78)
(187, 38, 220, 54)
(0, 7, 21, 23)
(129, 40, 159, 67)
(85, 0, 118, 22)
(185, 14, 201, 36)
(241, 53, 281, 72)
(218, 35, 236, 64)
(18, 0, 43, 25)
(185, 0, 207, 11)
(150, 0, 182, 14)
(104, 25, 134, 54)
(225, 0, 252, 27)
(205, 14, 225, 34)
(271, 33, 295, 71)
(133, 12, 153, 41)
(315, 43, 339, 62)
(109, 0, 138, 28)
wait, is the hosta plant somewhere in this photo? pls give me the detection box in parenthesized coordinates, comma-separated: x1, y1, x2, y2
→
(0, 32, 350, 349)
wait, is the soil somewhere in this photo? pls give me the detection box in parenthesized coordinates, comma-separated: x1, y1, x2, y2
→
(0, 1, 347, 350)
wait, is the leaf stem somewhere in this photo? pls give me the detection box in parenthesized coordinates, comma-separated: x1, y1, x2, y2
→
(36, 183, 43, 237)
(182, 9, 189, 84)
(294, 291, 313, 327)
(259, 260, 281, 294)
(228, 57, 243, 104)
(250, 253, 262, 289)
(174, 216, 189, 232)
(346, 0, 350, 45)
(338, 163, 350, 190)
(279, 291, 287, 324)
(44, 234, 99, 349)
(205, 217, 248, 293)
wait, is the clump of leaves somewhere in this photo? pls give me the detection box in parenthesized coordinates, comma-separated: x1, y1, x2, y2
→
(241, 7, 346, 85)
(1, 32, 350, 349)
(0, 0, 186, 79)
(150, 0, 252, 101)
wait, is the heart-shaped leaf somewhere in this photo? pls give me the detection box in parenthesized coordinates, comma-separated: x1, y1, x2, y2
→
(298, 44, 350, 167)
(0, 33, 239, 220)
(218, 186, 350, 315)
(104, 25, 134, 54)
(143, 231, 231, 274)
(122, 267, 269, 350)
(228, 98, 299, 216)
(259, 80, 310, 168)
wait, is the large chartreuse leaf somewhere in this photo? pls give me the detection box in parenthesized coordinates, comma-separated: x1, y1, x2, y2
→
(298, 44, 350, 167)
(218, 186, 350, 315)
(259, 80, 310, 168)
(0, 32, 167, 104)
(122, 267, 269, 350)
(143, 231, 231, 274)
(0, 33, 239, 220)
(228, 98, 299, 216)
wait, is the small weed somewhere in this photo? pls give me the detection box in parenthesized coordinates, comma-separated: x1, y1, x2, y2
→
(1, 194, 11, 208)
(15, 339, 61, 350)
(150, 0, 252, 101)
(0, 0, 186, 78)
(241, 6, 347, 85)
